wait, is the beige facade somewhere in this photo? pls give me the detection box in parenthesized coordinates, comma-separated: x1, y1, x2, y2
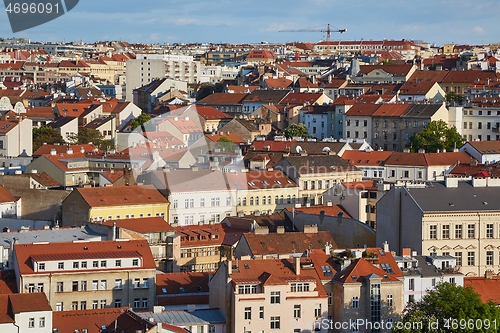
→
(12, 239, 156, 312)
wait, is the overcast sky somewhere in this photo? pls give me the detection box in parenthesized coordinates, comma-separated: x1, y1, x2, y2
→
(1, 0, 498, 46)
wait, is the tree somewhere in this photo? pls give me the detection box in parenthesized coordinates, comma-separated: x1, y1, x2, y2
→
(129, 112, 151, 131)
(283, 123, 310, 139)
(445, 91, 464, 104)
(67, 128, 114, 151)
(33, 126, 65, 151)
(196, 82, 225, 100)
(393, 282, 500, 333)
(406, 120, 465, 153)
(215, 136, 234, 152)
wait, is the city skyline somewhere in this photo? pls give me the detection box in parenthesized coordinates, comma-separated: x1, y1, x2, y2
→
(0, 0, 498, 45)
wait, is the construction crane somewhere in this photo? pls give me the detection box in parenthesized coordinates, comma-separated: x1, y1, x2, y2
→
(279, 24, 346, 42)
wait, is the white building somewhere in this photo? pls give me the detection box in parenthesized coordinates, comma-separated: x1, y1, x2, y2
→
(125, 58, 166, 101)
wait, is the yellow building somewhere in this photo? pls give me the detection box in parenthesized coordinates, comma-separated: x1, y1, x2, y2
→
(61, 185, 169, 226)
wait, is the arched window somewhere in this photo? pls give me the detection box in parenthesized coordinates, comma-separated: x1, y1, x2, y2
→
(292, 195, 296, 203)
(280, 195, 284, 204)
(287, 195, 291, 204)
(255, 196, 259, 205)
(250, 197, 254, 205)
(275, 196, 279, 204)
(263, 196, 267, 205)
(243, 198, 247, 206)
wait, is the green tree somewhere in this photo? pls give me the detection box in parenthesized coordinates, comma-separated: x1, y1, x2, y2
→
(283, 123, 310, 139)
(33, 126, 65, 151)
(406, 120, 465, 153)
(68, 128, 115, 151)
(393, 282, 500, 333)
(130, 112, 151, 131)
(445, 91, 464, 104)
(215, 136, 234, 152)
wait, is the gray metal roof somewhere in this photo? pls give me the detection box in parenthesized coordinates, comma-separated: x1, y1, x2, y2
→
(405, 181, 500, 213)
(0, 225, 106, 249)
(139, 309, 226, 325)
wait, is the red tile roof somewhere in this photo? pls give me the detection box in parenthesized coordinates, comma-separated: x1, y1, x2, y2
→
(156, 272, 210, 295)
(385, 152, 473, 166)
(98, 217, 174, 233)
(264, 77, 293, 90)
(251, 139, 296, 152)
(14, 239, 156, 275)
(341, 150, 393, 166)
(197, 93, 248, 105)
(9, 292, 52, 313)
(342, 180, 379, 191)
(0, 186, 15, 203)
(241, 231, 337, 256)
(174, 224, 225, 247)
(192, 105, 233, 120)
(371, 103, 409, 117)
(205, 132, 245, 144)
(285, 204, 351, 218)
(464, 277, 500, 304)
(345, 103, 380, 117)
(335, 257, 401, 283)
(73, 185, 169, 207)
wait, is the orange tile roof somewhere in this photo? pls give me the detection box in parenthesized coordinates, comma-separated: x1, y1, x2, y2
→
(174, 224, 225, 247)
(33, 143, 99, 156)
(242, 231, 337, 256)
(342, 180, 378, 191)
(0, 186, 15, 203)
(464, 277, 500, 304)
(98, 217, 174, 233)
(357, 64, 414, 76)
(341, 150, 393, 166)
(345, 103, 380, 117)
(193, 105, 233, 120)
(156, 272, 210, 295)
(385, 152, 472, 166)
(205, 132, 245, 144)
(197, 93, 248, 105)
(9, 292, 52, 313)
(371, 103, 410, 117)
(14, 239, 156, 275)
(285, 204, 351, 218)
(335, 257, 401, 283)
(74, 185, 169, 207)
(229, 258, 327, 296)
(251, 139, 296, 152)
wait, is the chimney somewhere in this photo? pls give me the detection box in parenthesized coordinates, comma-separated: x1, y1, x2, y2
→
(67, 148, 73, 155)
(485, 270, 494, 279)
(383, 241, 390, 253)
(294, 256, 300, 275)
(112, 222, 117, 241)
(50, 148, 56, 156)
(418, 148, 425, 154)
(402, 248, 412, 257)
(276, 226, 285, 234)
(227, 260, 232, 276)
(325, 242, 331, 255)
(80, 147, 85, 154)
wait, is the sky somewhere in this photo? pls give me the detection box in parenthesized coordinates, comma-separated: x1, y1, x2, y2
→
(0, 0, 498, 46)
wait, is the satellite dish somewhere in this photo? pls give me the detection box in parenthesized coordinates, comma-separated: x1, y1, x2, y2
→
(322, 147, 331, 153)
(296, 145, 303, 154)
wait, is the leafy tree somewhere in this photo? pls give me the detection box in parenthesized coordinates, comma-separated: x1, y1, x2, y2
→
(130, 112, 151, 131)
(445, 91, 464, 104)
(283, 123, 310, 139)
(215, 136, 234, 152)
(67, 128, 114, 151)
(406, 120, 465, 153)
(196, 83, 225, 101)
(33, 126, 65, 151)
(393, 282, 500, 333)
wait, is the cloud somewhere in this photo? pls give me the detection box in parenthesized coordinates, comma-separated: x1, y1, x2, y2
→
(473, 26, 485, 35)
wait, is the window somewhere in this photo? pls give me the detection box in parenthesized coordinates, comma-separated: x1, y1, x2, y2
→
(328, 292, 333, 306)
(80, 281, 87, 291)
(352, 296, 359, 308)
(403, 170, 409, 178)
(72, 301, 78, 310)
(455, 225, 462, 239)
(487, 224, 494, 238)
(259, 306, 264, 319)
(39, 317, 45, 328)
(270, 291, 280, 304)
(387, 294, 394, 307)
(270, 316, 280, 329)
(92, 280, 98, 290)
(56, 302, 63, 311)
(450, 277, 455, 284)
(487, 251, 494, 265)
(429, 225, 437, 239)
(73, 262, 79, 269)
(314, 303, 322, 317)
(72, 281, 78, 291)
(141, 298, 148, 308)
(27, 283, 35, 293)
(56, 282, 63, 292)
(115, 279, 122, 289)
(92, 300, 98, 309)
(81, 261, 87, 268)
(244, 307, 252, 320)
(142, 278, 149, 288)
(294, 304, 301, 318)
(115, 260, 121, 267)
(81, 301, 87, 310)
(134, 298, 140, 308)
(208, 325, 215, 333)
(114, 299, 122, 308)
(134, 278, 140, 288)
(291, 282, 310, 292)
(455, 252, 462, 266)
(93, 261, 99, 268)
(58, 262, 64, 269)
(468, 224, 475, 238)
(100, 300, 106, 309)
(100, 260, 107, 267)
(37, 283, 44, 292)
(409, 278, 415, 291)
(29, 317, 34, 328)
(442, 225, 450, 239)
(38, 263, 45, 271)
(133, 259, 139, 266)
(100, 280, 107, 290)
(173, 199, 178, 208)
(200, 198, 205, 207)
(468, 251, 475, 266)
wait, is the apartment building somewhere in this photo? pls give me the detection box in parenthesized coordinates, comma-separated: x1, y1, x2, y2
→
(12, 239, 156, 312)
(376, 178, 500, 277)
(61, 185, 170, 226)
(209, 257, 329, 332)
(0, 293, 52, 333)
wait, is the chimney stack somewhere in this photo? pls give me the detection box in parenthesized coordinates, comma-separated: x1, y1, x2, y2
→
(294, 256, 300, 275)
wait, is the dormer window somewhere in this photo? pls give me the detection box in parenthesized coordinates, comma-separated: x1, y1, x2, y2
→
(58, 262, 64, 269)
(38, 263, 45, 271)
